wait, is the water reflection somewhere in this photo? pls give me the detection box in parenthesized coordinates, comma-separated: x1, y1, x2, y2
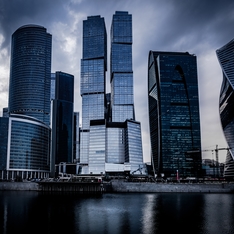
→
(0, 191, 234, 234)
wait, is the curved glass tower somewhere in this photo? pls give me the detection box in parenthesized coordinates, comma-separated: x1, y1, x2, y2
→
(8, 25, 52, 126)
(148, 51, 202, 178)
(0, 114, 51, 180)
(216, 39, 234, 179)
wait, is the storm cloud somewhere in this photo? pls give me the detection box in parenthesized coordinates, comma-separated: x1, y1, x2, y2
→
(0, 0, 234, 162)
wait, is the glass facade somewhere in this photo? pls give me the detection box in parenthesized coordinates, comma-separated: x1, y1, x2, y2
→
(80, 16, 107, 164)
(224, 151, 234, 179)
(51, 72, 74, 165)
(148, 51, 202, 178)
(110, 11, 134, 122)
(80, 16, 106, 131)
(50, 73, 56, 100)
(80, 131, 89, 164)
(83, 16, 107, 68)
(8, 25, 52, 126)
(0, 117, 9, 171)
(216, 39, 234, 179)
(125, 120, 143, 165)
(78, 12, 145, 175)
(9, 115, 50, 171)
(73, 112, 80, 163)
(106, 122, 125, 164)
(0, 114, 51, 179)
(89, 120, 106, 174)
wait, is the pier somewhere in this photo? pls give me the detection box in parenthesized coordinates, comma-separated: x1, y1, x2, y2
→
(38, 181, 107, 194)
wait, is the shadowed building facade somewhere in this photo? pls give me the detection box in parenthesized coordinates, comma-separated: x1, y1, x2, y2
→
(216, 39, 234, 180)
(51, 72, 74, 174)
(148, 51, 202, 178)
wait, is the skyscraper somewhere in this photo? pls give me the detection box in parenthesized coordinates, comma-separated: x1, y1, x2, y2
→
(148, 51, 202, 178)
(8, 25, 52, 126)
(0, 25, 52, 180)
(80, 15, 107, 165)
(79, 12, 145, 175)
(110, 11, 134, 122)
(51, 71, 74, 176)
(216, 39, 234, 179)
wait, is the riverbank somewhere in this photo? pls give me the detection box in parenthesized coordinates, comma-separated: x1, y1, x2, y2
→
(111, 181, 234, 193)
(0, 181, 234, 193)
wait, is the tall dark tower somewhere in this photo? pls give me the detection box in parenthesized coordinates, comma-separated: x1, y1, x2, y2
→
(8, 25, 52, 125)
(148, 51, 202, 178)
(51, 71, 74, 167)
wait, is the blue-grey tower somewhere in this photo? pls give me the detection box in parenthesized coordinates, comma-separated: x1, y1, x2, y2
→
(8, 25, 52, 126)
(148, 51, 202, 178)
(80, 16, 107, 164)
(110, 11, 134, 122)
(0, 25, 52, 180)
(78, 12, 145, 175)
(216, 39, 234, 180)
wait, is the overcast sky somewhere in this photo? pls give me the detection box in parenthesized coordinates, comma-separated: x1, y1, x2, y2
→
(0, 0, 234, 163)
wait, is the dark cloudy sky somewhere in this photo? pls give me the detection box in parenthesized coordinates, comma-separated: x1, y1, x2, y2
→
(0, 0, 234, 163)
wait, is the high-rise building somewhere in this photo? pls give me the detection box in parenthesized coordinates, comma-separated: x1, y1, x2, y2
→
(148, 51, 202, 178)
(8, 25, 52, 126)
(216, 39, 234, 180)
(0, 114, 51, 180)
(80, 15, 107, 164)
(51, 71, 74, 167)
(110, 11, 134, 122)
(78, 12, 146, 175)
(0, 25, 52, 180)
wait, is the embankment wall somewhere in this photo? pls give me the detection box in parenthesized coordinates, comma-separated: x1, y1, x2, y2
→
(0, 182, 39, 191)
(111, 181, 234, 193)
(0, 181, 234, 193)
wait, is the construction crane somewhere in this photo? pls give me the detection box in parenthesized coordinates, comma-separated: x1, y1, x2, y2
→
(186, 145, 231, 165)
(186, 145, 231, 177)
(202, 145, 231, 166)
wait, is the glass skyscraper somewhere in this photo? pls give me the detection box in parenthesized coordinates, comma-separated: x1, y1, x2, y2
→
(80, 16, 107, 165)
(8, 25, 52, 126)
(79, 12, 145, 175)
(51, 72, 74, 168)
(0, 25, 52, 180)
(0, 114, 51, 180)
(148, 51, 202, 178)
(111, 11, 134, 122)
(216, 39, 234, 179)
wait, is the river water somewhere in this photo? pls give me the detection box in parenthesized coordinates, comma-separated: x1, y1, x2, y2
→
(0, 191, 234, 234)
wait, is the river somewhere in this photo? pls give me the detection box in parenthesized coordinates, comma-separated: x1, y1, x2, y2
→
(0, 191, 233, 233)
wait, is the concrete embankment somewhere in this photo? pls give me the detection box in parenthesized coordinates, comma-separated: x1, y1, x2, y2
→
(0, 182, 39, 191)
(0, 181, 234, 193)
(111, 181, 234, 193)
